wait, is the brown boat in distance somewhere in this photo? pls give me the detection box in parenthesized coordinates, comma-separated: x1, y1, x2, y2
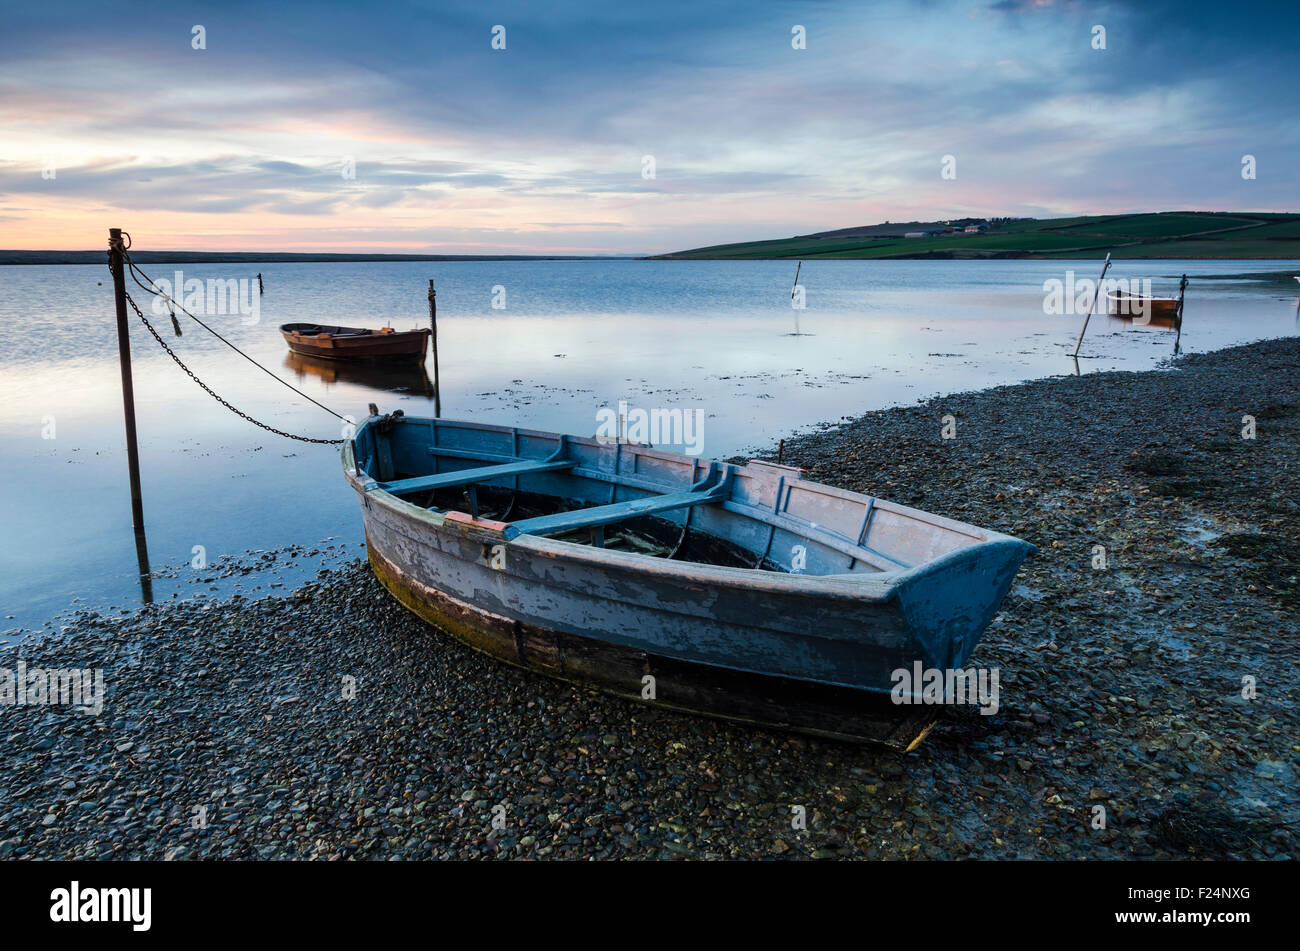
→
(1107, 291, 1180, 327)
(280, 323, 430, 363)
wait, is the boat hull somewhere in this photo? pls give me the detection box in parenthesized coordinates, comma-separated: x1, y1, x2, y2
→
(1107, 293, 1180, 325)
(366, 531, 939, 748)
(280, 324, 429, 363)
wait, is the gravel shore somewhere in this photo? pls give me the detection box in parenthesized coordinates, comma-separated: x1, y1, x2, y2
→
(3, 337, 1298, 860)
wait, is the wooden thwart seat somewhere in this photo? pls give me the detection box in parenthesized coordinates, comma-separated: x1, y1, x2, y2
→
(371, 459, 575, 496)
(504, 462, 734, 540)
(504, 487, 725, 540)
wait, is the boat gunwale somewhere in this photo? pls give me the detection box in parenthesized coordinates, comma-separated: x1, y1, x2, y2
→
(280, 322, 430, 338)
(1105, 291, 1179, 305)
(403, 419, 992, 544)
(342, 419, 1033, 602)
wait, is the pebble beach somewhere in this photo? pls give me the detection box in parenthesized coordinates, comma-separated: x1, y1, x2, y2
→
(3, 337, 1297, 861)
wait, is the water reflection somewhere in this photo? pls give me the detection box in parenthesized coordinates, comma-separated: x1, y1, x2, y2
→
(133, 527, 154, 604)
(1106, 311, 1180, 330)
(1104, 310, 1183, 354)
(282, 351, 435, 396)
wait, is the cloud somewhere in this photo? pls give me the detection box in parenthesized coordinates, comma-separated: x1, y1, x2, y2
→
(0, 0, 1296, 253)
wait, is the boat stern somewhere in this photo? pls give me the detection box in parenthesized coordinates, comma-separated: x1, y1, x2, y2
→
(888, 535, 1034, 672)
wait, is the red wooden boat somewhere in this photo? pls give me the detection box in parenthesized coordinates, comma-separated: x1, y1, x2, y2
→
(280, 323, 430, 363)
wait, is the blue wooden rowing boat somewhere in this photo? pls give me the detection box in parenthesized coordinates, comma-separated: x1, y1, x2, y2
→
(344, 412, 1033, 747)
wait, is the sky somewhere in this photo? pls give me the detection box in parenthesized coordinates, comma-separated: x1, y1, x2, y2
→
(0, 0, 1296, 254)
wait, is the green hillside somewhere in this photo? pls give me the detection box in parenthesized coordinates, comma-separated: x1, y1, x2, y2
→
(658, 212, 1300, 260)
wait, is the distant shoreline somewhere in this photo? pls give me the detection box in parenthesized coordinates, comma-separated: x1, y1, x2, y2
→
(7, 250, 1298, 266)
(648, 251, 1300, 261)
(0, 251, 619, 266)
(657, 211, 1300, 261)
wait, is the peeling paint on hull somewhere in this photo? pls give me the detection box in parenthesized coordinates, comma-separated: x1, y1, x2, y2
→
(367, 539, 938, 749)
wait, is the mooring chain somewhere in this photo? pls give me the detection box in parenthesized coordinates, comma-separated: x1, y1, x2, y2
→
(120, 252, 349, 421)
(108, 253, 346, 446)
(117, 279, 345, 446)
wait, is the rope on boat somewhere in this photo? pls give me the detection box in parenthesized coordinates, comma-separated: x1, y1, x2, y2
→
(112, 244, 347, 445)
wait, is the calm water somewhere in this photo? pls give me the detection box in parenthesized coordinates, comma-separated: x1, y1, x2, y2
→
(2, 258, 1297, 636)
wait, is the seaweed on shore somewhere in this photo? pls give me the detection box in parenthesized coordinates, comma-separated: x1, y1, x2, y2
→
(1210, 532, 1300, 606)
(1123, 449, 1227, 498)
(1148, 478, 1223, 499)
(1124, 449, 1191, 477)
(1253, 402, 1299, 420)
(1148, 796, 1277, 858)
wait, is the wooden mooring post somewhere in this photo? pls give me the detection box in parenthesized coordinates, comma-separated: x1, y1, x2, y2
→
(134, 527, 154, 604)
(1071, 251, 1112, 359)
(108, 227, 146, 530)
(428, 279, 441, 418)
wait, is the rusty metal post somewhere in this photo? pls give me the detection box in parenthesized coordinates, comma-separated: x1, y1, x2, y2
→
(1174, 274, 1188, 354)
(109, 228, 146, 530)
(428, 279, 441, 418)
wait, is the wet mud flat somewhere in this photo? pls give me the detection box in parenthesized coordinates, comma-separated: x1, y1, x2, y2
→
(2, 338, 1298, 860)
